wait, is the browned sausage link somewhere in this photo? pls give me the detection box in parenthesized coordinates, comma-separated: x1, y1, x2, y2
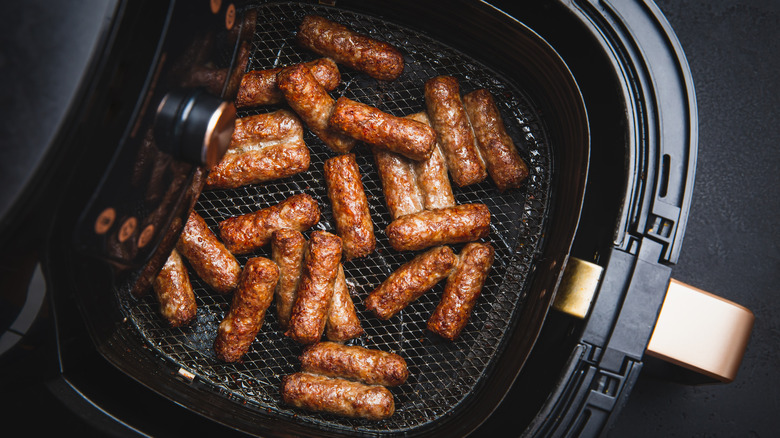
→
(323, 154, 376, 260)
(280, 372, 395, 420)
(427, 242, 495, 341)
(235, 58, 340, 108)
(364, 246, 457, 320)
(153, 248, 197, 327)
(214, 257, 280, 362)
(385, 203, 491, 252)
(286, 231, 342, 344)
(372, 146, 424, 220)
(329, 97, 436, 161)
(325, 265, 364, 342)
(206, 110, 310, 189)
(218, 193, 321, 255)
(300, 342, 408, 387)
(277, 64, 356, 154)
(462, 89, 530, 191)
(406, 112, 456, 210)
(176, 210, 241, 294)
(424, 76, 487, 187)
(296, 15, 404, 82)
(270, 229, 307, 331)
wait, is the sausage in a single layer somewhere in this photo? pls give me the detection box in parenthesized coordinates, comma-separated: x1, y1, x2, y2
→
(300, 342, 408, 387)
(462, 88, 529, 191)
(235, 58, 340, 108)
(218, 193, 320, 255)
(296, 15, 404, 81)
(427, 242, 495, 340)
(385, 203, 490, 252)
(371, 145, 424, 220)
(324, 154, 375, 260)
(177, 210, 241, 294)
(364, 246, 457, 320)
(270, 229, 307, 331)
(214, 257, 279, 362)
(153, 248, 197, 327)
(325, 265, 363, 342)
(280, 372, 395, 420)
(406, 112, 456, 209)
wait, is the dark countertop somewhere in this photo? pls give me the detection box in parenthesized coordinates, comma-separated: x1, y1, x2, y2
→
(611, 1, 780, 436)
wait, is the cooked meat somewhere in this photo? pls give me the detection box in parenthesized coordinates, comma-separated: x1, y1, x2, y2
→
(300, 342, 408, 387)
(280, 372, 395, 420)
(385, 203, 491, 252)
(153, 248, 197, 327)
(323, 154, 375, 260)
(176, 210, 241, 294)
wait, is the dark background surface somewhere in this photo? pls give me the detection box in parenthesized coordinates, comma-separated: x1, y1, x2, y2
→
(610, 0, 780, 437)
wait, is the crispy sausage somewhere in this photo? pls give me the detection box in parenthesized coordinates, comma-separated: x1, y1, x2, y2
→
(281, 372, 395, 420)
(424, 76, 487, 187)
(270, 229, 307, 331)
(329, 97, 436, 161)
(427, 242, 495, 341)
(406, 112, 456, 209)
(206, 110, 310, 189)
(218, 193, 320, 255)
(364, 246, 457, 320)
(385, 203, 490, 252)
(371, 146, 424, 220)
(323, 154, 375, 260)
(177, 210, 241, 294)
(296, 15, 404, 82)
(235, 58, 340, 108)
(153, 248, 197, 327)
(462, 89, 529, 191)
(286, 231, 342, 345)
(300, 342, 408, 387)
(277, 63, 356, 154)
(214, 257, 279, 362)
(325, 265, 363, 342)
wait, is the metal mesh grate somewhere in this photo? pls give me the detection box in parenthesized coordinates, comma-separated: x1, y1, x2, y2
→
(120, 2, 553, 435)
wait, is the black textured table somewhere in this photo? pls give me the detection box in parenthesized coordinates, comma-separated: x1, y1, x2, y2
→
(610, 1, 780, 436)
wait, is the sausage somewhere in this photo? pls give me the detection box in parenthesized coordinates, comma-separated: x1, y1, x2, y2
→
(385, 203, 491, 252)
(300, 342, 408, 387)
(153, 248, 197, 327)
(235, 58, 340, 108)
(364, 246, 457, 320)
(462, 89, 529, 191)
(427, 242, 495, 341)
(176, 210, 241, 294)
(214, 257, 279, 362)
(206, 110, 310, 189)
(406, 112, 456, 210)
(325, 265, 363, 342)
(270, 229, 307, 331)
(371, 146, 424, 220)
(280, 372, 395, 420)
(329, 97, 436, 161)
(424, 76, 487, 187)
(218, 193, 320, 255)
(277, 63, 356, 154)
(323, 154, 375, 260)
(286, 231, 342, 345)
(296, 15, 404, 82)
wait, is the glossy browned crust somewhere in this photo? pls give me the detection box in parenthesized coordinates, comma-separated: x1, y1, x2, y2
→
(176, 210, 241, 294)
(385, 203, 491, 252)
(153, 248, 197, 327)
(280, 372, 395, 420)
(270, 229, 307, 331)
(329, 97, 436, 161)
(277, 63, 356, 153)
(286, 231, 342, 344)
(424, 76, 487, 187)
(364, 246, 457, 320)
(300, 342, 408, 387)
(427, 242, 495, 341)
(296, 15, 404, 81)
(324, 154, 376, 260)
(462, 89, 529, 191)
(206, 110, 309, 189)
(325, 265, 363, 342)
(406, 112, 456, 210)
(218, 193, 321, 255)
(235, 58, 340, 108)
(214, 257, 279, 362)
(371, 145, 424, 220)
